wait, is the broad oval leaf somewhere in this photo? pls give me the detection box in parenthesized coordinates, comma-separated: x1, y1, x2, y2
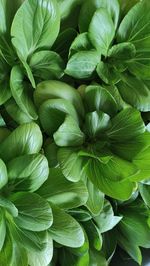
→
(7, 154, 49, 192)
(79, 0, 120, 32)
(34, 80, 84, 118)
(0, 122, 43, 162)
(49, 204, 84, 248)
(85, 85, 118, 116)
(0, 196, 18, 217)
(10, 192, 53, 231)
(88, 8, 115, 56)
(54, 115, 85, 147)
(117, 0, 150, 51)
(58, 147, 89, 182)
(30, 50, 64, 80)
(65, 51, 100, 79)
(107, 108, 145, 141)
(37, 167, 88, 209)
(117, 74, 150, 112)
(11, 0, 60, 60)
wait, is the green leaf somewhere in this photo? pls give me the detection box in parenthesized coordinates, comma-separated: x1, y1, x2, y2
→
(49, 204, 84, 248)
(0, 122, 42, 162)
(132, 146, 150, 182)
(88, 8, 115, 56)
(65, 51, 99, 79)
(0, 0, 21, 64)
(37, 168, 88, 209)
(89, 249, 107, 266)
(27, 234, 53, 266)
(34, 80, 84, 118)
(117, 232, 142, 265)
(85, 179, 104, 216)
(69, 32, 93, 57)
(10, 192, 53, 231)
(52, 28, 77, 60)
(119, 0, 139, 16)
(54, 115, 85, 147)
(86, 157, 136, 200)
(127, 51, 150, 80)
(108, 42, 136, 61)
(10, 66, 37, 120)
(5, 99, 32, 125)
(0, 232, 12, 266)
(110, 132, 150, 161)
(107, 108, 145, 141)
(117, 74, 150, 111)
(7, 154, 49, 192)
(11, 242, 28, 266)
(139, 183, 150, 207)
(0, 196, 18, 217)
(11, 0, 60, 60)
(118, 199, 150, 248)
(58, 147, 89, 182)
(94, 200, 122, 233)
(30, 51, 64, 80)
(0, 79, 11, 105)
(39, 99, 79, 136)
(44, 141, 59, 168)
(85, 85, 118, 116)
(117, 0, 150, 51)
(79, 0, 120, 32)
(84, 220, 102, 251)
(84, 111, 111, 138)
(69, 208, 92, 222)
(60, 248, 89, 266)
(96, 61, 120, 85)
(0, 159, 8, 189)
(0, 209, 6, 251)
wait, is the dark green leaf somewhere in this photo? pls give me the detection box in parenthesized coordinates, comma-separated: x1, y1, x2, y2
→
(10, 66, 37, 120)
(30, 51, 64, 80)
(88, 8, 115, 56)
(34, 80, 85, 118)
(65, 51, 99, 79)
(85, 85, 118, 116)
(11, 0, 60, 60)
(107, 108, 145, 141)
(54, 115, 85, 147)
(0, 122, 42, 162)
